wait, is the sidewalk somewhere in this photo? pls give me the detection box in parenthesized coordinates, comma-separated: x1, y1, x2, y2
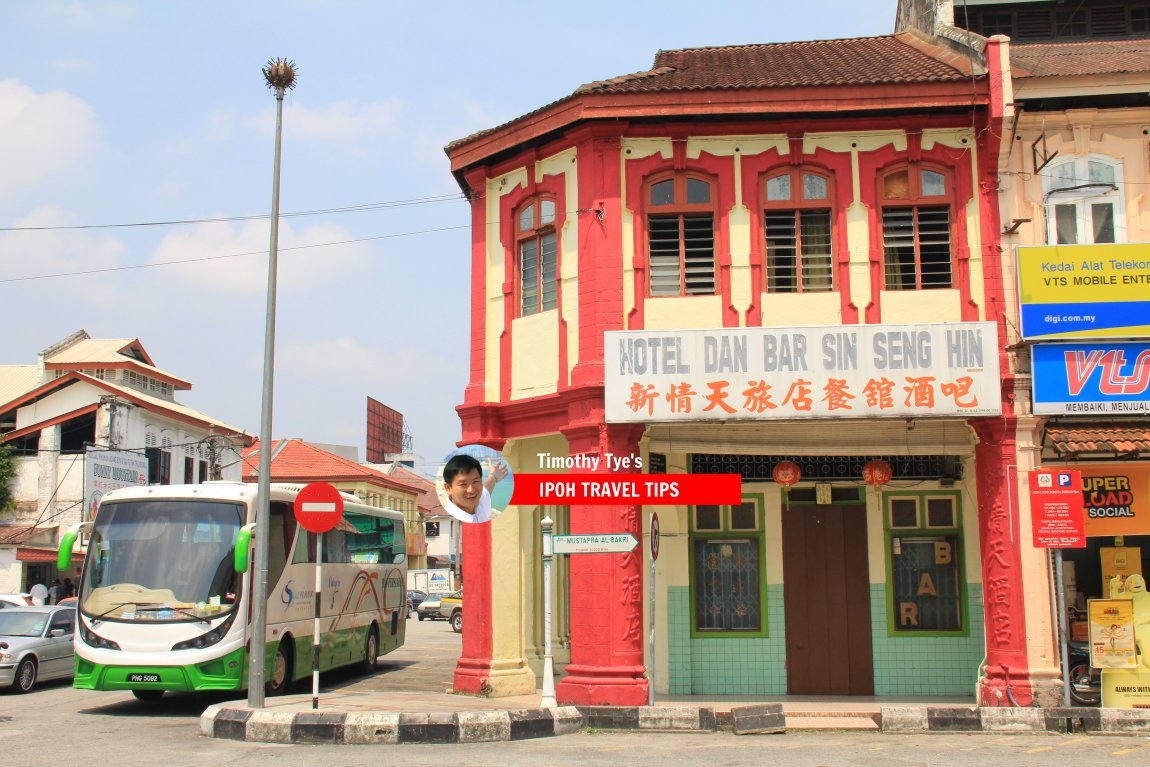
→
(199, 618, 1150, 745)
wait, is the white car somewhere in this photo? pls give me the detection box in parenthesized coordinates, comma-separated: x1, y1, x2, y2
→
(0, 606, 76, 692)
(0, 594, 33, 609)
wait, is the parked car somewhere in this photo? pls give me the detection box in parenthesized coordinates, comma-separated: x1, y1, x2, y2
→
(0, 606, 76, 693)
(406, 590, 428, 618)
(0, 594, 33, 609)
(416, 592, 444, 621)
(56, 597, 77, 607)
(440, 592, 463, 633)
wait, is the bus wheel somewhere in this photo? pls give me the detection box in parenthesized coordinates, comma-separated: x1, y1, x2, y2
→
(360, 628, 379, 675)
(132, 690, 164, 702)
(266, 641, 292, 697)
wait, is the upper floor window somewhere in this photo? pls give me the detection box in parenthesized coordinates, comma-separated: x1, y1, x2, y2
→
(516, 198, 558, 316)
(646, 174, 716, 296)
(1043, 157, 1123, 245)
(763, 169, 833, 293)
(881, 166, 952, 291)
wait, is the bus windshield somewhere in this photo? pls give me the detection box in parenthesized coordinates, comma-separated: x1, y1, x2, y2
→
(80, 500, 244, 622)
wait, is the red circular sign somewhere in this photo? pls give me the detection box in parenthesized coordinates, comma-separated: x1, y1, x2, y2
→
(772, 460, 802, 486)
(294, 482, 345, 533)
(862, 459, 894, 486)
(650, 512, 660, 561)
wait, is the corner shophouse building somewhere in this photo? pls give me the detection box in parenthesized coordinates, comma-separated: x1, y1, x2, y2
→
(444, 32, 1043, 706)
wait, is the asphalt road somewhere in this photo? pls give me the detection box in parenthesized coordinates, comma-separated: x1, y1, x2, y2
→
(2, 618, 1149, 766)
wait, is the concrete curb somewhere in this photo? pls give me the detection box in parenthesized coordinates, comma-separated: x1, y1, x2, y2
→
(202, 705, 585, 744)
(201, 703, 1150, 744)
(880, 706, 1150, 734)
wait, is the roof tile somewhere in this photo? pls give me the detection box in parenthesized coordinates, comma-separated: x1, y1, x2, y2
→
(1011, 39, 1150, 78)
(579, 35, 970, 95)
(1045, 422, 1150, 455)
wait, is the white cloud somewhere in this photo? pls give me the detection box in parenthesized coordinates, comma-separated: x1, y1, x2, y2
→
(278, 336, 453, 385)
(147, 218, 372, 294)
(0, 79, 101, 203)
(247, 98, 404, 147)
(0, 206, 126, 305)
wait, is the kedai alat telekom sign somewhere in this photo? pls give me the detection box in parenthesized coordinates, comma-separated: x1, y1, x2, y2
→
(605, 322, 1001, 422)
(1031, 341, 1150, 415)
(1018, 243, 1150, 340)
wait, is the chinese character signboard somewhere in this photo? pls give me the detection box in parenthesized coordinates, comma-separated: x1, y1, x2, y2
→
(1027, 469, 1086, 548)
(1031, 341, 1150, 415)
(1017, 243, 1150, 340)
(605, 322, 1001, 423)
(1078, 464, 1150, 538)
(84, 447, 149, 520)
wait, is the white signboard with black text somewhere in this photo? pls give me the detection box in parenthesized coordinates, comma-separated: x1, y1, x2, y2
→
(84, 447, 149, 520)
(605, 322, 1001, 422)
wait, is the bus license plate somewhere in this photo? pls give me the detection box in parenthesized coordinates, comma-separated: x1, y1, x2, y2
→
(127, 673, 161, 683)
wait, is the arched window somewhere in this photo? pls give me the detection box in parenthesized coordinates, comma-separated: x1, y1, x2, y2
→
(763, 168, 833, 293)
(881, 165, 953, 290)
(516, 197, 558, 316)
(1043, 156, 1124, 245)
(646, 173, 716, 296)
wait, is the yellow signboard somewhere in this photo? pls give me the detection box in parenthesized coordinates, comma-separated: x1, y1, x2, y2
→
(1078, 464, 1150, 538)
(1102, 547, 1143, 596)
(1018, 243, 1150, 339)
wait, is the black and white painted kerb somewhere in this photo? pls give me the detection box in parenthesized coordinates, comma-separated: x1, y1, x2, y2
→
(200, 703, 1150, 745)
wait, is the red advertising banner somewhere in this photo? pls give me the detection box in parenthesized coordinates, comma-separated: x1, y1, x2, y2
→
(1029, 469, 1087, 548)
(511, 473, 742, 506)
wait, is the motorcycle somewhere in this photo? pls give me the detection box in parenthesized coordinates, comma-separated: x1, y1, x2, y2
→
(1067, 640, 1101, 706)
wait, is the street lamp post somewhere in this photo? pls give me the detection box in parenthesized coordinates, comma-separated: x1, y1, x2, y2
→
(248, 58, 297, 709)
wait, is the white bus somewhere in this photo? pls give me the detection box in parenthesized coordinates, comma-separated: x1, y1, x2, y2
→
(57, 482, 406, 700)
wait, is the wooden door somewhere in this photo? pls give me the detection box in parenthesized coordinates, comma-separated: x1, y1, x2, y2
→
(782, 504, 874, 695)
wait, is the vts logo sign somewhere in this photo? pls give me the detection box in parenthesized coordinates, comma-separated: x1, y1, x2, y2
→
(1065, 349, 1150, 396)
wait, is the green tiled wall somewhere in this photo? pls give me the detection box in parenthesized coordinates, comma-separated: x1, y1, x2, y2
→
(870, 584, 985, 696)
(667, 584, 985, 696)
(668, 585, 787, 695)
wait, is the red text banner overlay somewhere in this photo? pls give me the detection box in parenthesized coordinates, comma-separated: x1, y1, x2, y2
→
(511, 474, 742, 506)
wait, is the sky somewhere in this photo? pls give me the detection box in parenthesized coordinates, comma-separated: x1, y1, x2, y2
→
(1, 1, 893, 478)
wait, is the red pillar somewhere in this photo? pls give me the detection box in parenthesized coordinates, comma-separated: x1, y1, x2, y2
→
(556, 422, 649, 706)
(972, 416, 1033, 706)
(452, 520, 493, 694)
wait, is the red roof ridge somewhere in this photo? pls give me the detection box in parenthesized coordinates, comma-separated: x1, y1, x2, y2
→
(651, 33, 897, 59)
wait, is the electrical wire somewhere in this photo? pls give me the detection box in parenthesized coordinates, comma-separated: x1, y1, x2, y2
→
(0, 223, 471, 284)
(0, 192, 470, 232)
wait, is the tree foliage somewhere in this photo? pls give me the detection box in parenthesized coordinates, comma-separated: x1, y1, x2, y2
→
(0, 443, 17, 514)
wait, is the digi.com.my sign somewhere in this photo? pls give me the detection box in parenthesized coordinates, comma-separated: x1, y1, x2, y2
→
(1018, 243, 1150, 340)
(605, 322, 1001, 422)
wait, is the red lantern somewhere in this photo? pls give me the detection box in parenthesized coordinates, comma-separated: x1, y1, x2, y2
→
(863, 459, 893, 486)
(772, 460, 802, 486)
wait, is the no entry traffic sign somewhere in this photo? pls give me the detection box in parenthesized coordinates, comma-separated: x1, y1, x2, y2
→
(294, 482, 345, 534)
(650, 511, 660, 561)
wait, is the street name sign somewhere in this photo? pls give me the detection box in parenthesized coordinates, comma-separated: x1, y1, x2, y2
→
(553, 533, 638, 554)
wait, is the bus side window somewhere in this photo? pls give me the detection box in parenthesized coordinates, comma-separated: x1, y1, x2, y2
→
(292, 528, 312, 564)
(391, 520, 406, 564)
(324, 530, 350, 564)
(267, 502, 291, 588)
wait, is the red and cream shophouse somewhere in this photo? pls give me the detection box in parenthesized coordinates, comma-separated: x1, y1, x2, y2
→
(444, 32, 1057, 706)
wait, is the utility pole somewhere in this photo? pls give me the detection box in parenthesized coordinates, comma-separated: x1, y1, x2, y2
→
(248, 57, 297, 709)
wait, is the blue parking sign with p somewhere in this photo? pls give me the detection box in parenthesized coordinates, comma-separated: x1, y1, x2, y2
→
(1057, 473, 1072, 487)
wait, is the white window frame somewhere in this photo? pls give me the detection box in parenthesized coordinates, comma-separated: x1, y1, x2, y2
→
(1043, 155, 1125, 245)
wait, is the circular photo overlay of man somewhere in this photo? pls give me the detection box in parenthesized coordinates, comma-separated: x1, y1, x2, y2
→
(436, 444, 514, 525)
